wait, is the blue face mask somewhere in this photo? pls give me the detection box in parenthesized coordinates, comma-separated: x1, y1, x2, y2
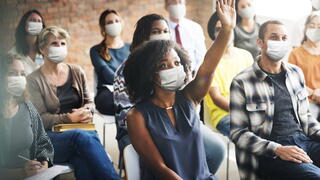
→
(157, 66, 186, 91)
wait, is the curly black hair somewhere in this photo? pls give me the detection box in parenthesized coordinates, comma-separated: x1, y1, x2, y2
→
(123, 40, 191, 103)
(130, 14, 168, 52)
(15, 9, 46, 56)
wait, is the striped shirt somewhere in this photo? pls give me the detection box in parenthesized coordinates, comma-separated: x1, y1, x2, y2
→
(230, 60, 320, 180)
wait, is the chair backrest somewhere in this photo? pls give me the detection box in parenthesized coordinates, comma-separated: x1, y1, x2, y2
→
(124, 144, 140, 180)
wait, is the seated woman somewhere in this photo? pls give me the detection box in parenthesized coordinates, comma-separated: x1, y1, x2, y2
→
(9, 9, 46, 75)
(123, 1, 235, 179)
(289, 11, 320, 120)
(234, 0, 260, 59)
(90, 9, 130, 115)
(114, 13, 225, 175)
(0, 54, 53, 180)
(26, 26, 120, 180)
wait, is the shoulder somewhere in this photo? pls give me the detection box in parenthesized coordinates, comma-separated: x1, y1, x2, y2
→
(24, 101, 40, 119)
(90, 44, 102, 52)
(290, 46, 304, 55)
(233, 65, 255, 82)
(284, 61, 302, 73)
(27, 68, 42, 82)
(67, 63, 85, 74)
(233, 47, 254, 59)
(182, 18, 203, 31)
(126, 106, 144, 123)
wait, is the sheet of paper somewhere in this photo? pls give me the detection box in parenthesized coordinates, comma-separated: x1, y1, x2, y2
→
(23, 165, 73, 180)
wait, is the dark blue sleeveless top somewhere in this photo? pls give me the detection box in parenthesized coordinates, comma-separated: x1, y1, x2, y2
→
(135, 91, 214, 180)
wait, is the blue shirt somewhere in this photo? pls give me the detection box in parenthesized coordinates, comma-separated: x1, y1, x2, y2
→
(90, 43, 130, 90)
(135, 92, 214, 180)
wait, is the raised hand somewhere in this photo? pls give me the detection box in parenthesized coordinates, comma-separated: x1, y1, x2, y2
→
(216, 0, 236, 29)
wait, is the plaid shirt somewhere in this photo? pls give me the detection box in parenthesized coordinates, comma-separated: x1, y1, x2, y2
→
(230, 61, 320, 180)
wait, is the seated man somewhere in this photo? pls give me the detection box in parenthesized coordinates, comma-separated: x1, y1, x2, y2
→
(230, 20, 320, 180)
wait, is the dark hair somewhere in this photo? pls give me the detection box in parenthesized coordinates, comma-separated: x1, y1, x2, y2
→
(98, 9, 120, 61)
(207, 12, 219, 40)
(124, 40, 191, 103)
(258, 20, 284, 40)
(131, 14, 168, 51)
(15, 9, 46, 56)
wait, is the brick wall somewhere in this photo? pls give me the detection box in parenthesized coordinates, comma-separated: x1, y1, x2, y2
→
(0, 0, 214, 92)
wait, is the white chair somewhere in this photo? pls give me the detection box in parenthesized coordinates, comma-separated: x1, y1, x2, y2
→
(124, 144, 140, 180)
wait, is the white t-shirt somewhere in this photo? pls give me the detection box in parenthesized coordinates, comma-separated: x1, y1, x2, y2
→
(168, 18, 207, 73)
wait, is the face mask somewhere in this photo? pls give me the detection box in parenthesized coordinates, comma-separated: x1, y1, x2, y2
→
(238, 6, 255, 19)
(149, 33, 171, 40)
(47, 46, 67, 63)
(7, 76, 26, 97)
(266, 40, 289, 61)
(105, 23, 122, 37)
(157, 66, 186, 91)
(26, 21, 43, 35)
(312, 0, 320, 10)
(167, 4, 186, 19)
(306, 28, 320, 43)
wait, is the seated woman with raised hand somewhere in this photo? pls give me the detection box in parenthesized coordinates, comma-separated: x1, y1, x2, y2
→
(27, 26, 120, 180)
(123, 0, 236, 179)
(0, 54, 53, 180)
(114, 13, 226, 175)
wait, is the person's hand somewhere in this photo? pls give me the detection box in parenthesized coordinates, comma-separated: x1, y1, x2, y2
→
(216, 0, 236, 29)
(24, 160, 48, 176)
(68, 107, 93, 123)
(311, 89, 320, 103)
(275, 146, 313, 163)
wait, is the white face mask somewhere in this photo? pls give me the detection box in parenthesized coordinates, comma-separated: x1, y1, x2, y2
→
(306, 28, 320, 43)
(26, 21, 43, 35)
(7, 76, 27, 97)
(266, 40, 289, 62)
(167, 4, 186, 19)
(105, 23, 122, 37)
(238, 6, 255, 19)
(312, 0, 320, 10)
(47, 46, 67, 63)
(158, 66, 186, 91)
(149, 33, 171, 41)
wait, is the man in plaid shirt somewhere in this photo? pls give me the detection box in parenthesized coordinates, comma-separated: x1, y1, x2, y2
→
(230, 20, 320, 180)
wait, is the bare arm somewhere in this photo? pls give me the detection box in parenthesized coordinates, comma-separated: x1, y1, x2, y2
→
(209, 87, 229, 111)
(127, 108, 182, 180)
(185, 0, 236, 104)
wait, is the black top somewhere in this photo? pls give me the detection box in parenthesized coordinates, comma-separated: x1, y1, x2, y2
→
(266, 70, 302, 140)
(57, 72, 81, 114)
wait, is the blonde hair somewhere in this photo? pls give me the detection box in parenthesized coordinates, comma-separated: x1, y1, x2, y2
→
(37, 26, 70, 51)
(302, 10, 320, 44)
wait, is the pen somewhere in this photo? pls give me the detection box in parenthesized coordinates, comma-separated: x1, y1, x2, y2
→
(18, 155, 43, 168)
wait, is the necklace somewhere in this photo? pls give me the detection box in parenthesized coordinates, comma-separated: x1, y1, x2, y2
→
(165, 106, 173, 110)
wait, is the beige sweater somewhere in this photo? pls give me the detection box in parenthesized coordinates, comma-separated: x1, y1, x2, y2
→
(27, 64, 94, 130)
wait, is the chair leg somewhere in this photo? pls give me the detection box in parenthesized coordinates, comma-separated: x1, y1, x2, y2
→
(103, 122, 106, 148)
(226, 139, 230, 180)
(119, 153, 124, 177)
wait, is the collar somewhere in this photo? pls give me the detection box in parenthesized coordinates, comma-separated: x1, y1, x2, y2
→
(253, 58, 290, 81)
(167, 18, 186, 29)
